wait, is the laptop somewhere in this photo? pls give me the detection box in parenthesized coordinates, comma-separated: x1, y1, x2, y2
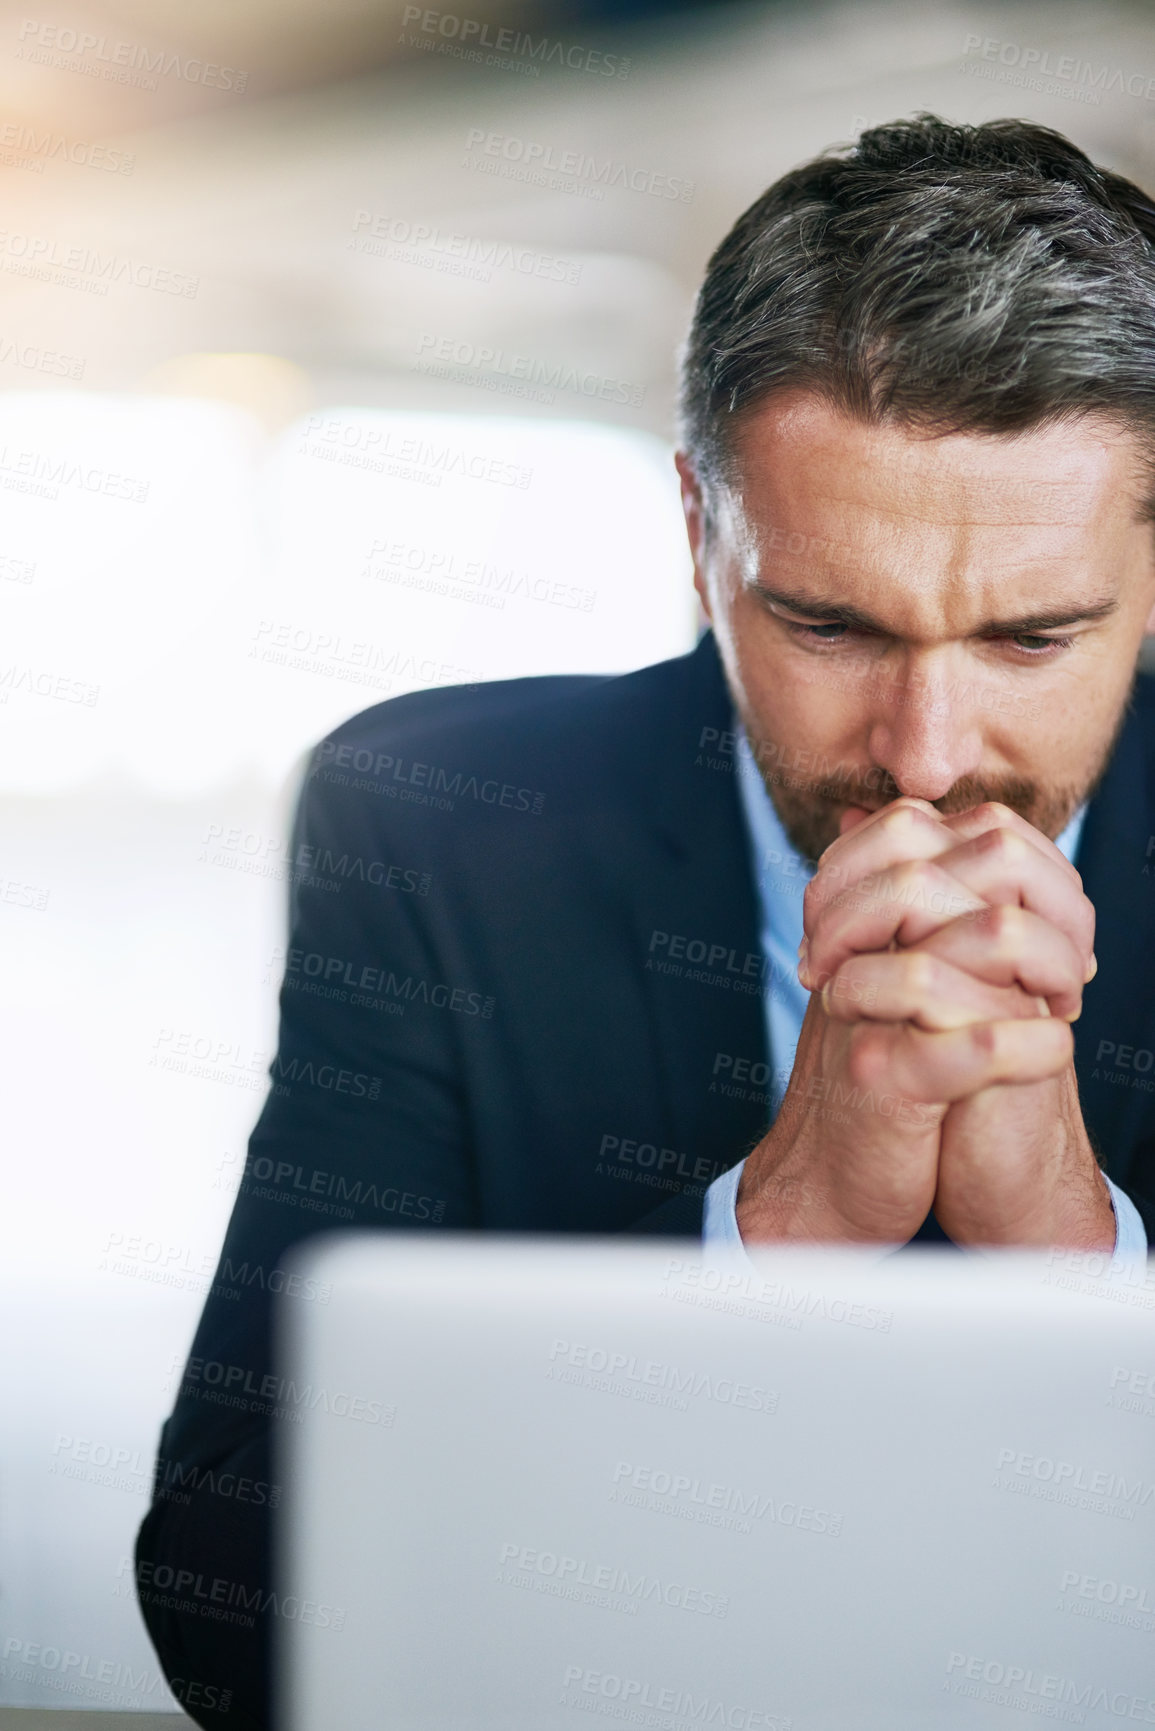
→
(277, 1236, 1155, 1731)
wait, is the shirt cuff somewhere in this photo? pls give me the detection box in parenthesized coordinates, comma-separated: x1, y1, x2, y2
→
(704, 1161, 1149, 1268)
(1105, 1176, 1149, 1269)
(702, 1158, 747, 1260)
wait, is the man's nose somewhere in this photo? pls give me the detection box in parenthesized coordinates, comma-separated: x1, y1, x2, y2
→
(866, 667, 984, 802)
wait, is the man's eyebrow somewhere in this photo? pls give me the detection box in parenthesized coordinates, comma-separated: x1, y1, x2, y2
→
(750, 581, 1120, 635)
(980, 599, 1120, 633)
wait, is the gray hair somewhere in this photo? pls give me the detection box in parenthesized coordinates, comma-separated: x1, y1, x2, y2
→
(678, 114, 1155, 518)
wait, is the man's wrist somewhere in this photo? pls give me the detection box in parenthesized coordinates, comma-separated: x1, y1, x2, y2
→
(704, 1156, 905, 1257)
(705, 1156, 1145, 1265)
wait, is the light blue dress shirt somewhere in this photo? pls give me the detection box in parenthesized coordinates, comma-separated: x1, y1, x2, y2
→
(703, 722, 1148, 1268)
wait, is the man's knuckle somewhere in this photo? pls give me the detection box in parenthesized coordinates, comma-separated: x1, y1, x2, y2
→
(895, 859, 929, 895)
(969, 1020, 999, 1059)
(847, 1025, 885, 1087)
(903, 951, 938, 996)
(978, 825, 1022, 865)
(988, 902, 1023, 947)
(881, 802, 930, 833)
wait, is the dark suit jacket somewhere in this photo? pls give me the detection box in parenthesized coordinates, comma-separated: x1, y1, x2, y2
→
(136, 630, 1155, 1731)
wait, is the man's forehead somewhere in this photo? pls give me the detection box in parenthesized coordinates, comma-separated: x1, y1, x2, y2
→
(727, 392, 1147, 532)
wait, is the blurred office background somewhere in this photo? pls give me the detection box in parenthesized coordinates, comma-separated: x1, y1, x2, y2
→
(4, 0, 1155, 1713)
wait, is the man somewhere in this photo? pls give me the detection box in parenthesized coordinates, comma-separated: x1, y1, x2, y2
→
(137, 114, 1155, 1730)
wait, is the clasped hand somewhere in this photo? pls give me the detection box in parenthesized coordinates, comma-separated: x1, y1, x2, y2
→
(735, 797, 1116, 1251)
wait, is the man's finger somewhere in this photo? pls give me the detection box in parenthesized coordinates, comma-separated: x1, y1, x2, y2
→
(906, 904, 1086, 1021)
(809, 799, 958, 928)
(936, 801, 1082, 884)
(810, 799, 1087, 962)
(848, 1015, 1074, 1103)
(918, 824, 1095, 968)
(802, 855, 986, 988)
(821, 950, 1044, 1030)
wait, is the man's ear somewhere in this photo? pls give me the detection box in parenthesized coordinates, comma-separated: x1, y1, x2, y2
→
(674, 450, 713, 622)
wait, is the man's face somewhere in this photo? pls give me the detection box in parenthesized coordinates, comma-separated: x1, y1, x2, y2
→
(678, 392, 1155, 862)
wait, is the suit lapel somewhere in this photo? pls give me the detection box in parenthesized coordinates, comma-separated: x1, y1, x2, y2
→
(629, 633, 771, 1177)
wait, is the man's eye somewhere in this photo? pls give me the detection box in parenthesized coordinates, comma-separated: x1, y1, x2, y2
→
(789, 620, 848, 641)
(1008, 633, 1073, 654)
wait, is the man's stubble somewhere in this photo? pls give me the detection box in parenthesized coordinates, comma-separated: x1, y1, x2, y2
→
(735, 679, 1135, 863)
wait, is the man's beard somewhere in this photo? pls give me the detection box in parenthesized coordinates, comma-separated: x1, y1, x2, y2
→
(745, 701, 1131, 865)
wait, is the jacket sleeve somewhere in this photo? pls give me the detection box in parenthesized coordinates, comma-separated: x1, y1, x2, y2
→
(627, 1185, 710, 1236)
(135, 754, 481, 1731)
